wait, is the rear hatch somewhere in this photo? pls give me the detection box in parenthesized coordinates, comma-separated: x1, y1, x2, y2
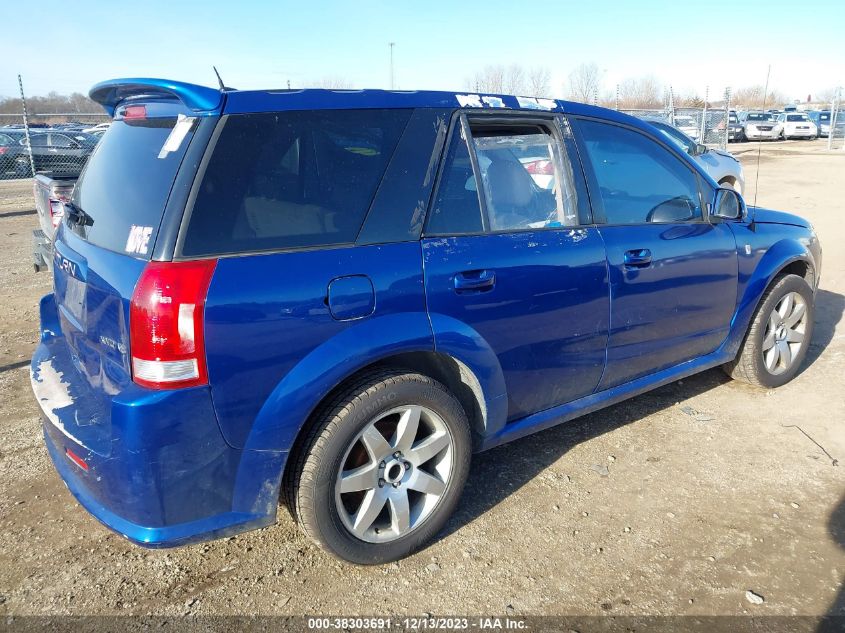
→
(44, 102, 209, 453)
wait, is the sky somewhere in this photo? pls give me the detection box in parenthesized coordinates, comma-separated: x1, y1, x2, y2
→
(1, 0, 843, 103)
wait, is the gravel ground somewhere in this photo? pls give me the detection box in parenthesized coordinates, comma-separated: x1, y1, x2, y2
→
(0, 139, 843, 620)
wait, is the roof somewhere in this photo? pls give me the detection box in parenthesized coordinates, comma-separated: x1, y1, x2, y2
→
(88, 77, 635, 124)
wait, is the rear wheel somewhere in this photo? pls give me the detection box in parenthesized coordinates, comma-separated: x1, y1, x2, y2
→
(284, 369, 471, 564)
(723, 274, 814, 388)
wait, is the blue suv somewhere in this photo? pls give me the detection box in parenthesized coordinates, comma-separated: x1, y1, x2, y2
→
(31, 79, 821, 564)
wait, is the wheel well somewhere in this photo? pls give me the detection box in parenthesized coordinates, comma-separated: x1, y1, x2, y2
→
(776, 260, 814, 288)
(718, 176, 736, 187)
(281, 352, 487, 492)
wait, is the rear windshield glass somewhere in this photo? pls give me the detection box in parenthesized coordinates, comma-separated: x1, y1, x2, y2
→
(69, 116, 197, 256)
(181, 109, 411, 257)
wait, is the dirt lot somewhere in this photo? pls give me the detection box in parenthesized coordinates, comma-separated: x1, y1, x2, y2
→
(1, 140, 844, 620)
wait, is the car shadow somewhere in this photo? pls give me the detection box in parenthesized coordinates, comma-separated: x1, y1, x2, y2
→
(802, 288, 845, 370)
(819, 492, 845, 632)
(439, 366, 731, 541)
(439, 287, 845, 544)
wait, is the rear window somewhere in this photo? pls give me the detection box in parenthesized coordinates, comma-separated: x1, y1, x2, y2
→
(181, 109, 411, 257)
(69, 115, 198, 256)
(786, 114, 808, 122)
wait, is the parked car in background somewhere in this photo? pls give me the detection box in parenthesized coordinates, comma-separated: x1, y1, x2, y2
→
(22, 130, 98, 175)
(32, 174, 76, 271)
(808, 111, 831, 137)
(32, 78, 821, 564)
(83, 122, 110, 134)
(672, 114, 700, 140)
(0, 131, 31, 178)
(742, 111, 779, 141)
(646, 119, 745, 194)
(774, 112, 817, 140)
(727, 111, 744, 142)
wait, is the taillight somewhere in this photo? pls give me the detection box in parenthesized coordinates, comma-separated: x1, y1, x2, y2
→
(49, 200, 64, 228)
(524, 159, 554, 175)
(130, 260, 217, 390)
(0, 147, 7, 155)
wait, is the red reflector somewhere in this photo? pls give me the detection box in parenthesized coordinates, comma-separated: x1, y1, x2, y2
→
(0, 147, 7, 155)
(123, 105, 147, 120)
(130, 259, 217, 390)
(49, 200, 64, 228)
(524, 159, 554, 175)
(66, 448, 89, 471)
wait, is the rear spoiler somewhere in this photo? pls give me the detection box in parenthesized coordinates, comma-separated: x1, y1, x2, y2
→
(89, 78, 224, 117)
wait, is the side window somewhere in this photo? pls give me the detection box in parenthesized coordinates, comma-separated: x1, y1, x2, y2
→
(183, 109, 411, 257)
(577, 119, 703, 224)
(425, 125, 484, 235)
(50, 134, 75, 148)
(472, 123, 579, 231)
(28, 135, 48, 147)
(426, 117, 582, 235)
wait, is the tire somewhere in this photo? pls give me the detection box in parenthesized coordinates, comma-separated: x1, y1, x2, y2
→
(284, 369, 471, 564)
(723, 274, 814, 388)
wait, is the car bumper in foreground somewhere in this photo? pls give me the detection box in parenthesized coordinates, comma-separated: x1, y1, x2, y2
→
(32, 293, 287, 547)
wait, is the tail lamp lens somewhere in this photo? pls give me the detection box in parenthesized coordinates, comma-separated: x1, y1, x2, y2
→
(129, 259, 217, 389)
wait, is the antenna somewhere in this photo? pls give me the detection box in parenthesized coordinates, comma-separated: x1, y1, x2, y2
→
(752, 65, 771, 209)
(212, 66, 226, 91)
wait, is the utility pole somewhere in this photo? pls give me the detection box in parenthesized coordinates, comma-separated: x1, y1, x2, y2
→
(17, 74, 35, 178)
(389, 42, 395, 90)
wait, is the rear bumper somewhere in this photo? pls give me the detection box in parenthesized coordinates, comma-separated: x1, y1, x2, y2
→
(32, 293, 287, 547)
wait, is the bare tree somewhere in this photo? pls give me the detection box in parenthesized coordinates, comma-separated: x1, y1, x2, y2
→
(815, 87, 840, 103)
(731, 85, 788, 109)
(504, 64, 525, 95)
(468, 64, 530, 94)
(526, 66, 551, 97)
(617, 76, 662, 109)
(469, 65, 505, 93)
(0, 92, 100, 115)
(567, 62, 601, 103)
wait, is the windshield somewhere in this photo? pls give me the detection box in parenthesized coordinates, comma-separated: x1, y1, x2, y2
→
(786, 114, 809, 122)
(746, 113, 771, 122)
(819, 112, 831, 122)
(69, 115, 199, 256)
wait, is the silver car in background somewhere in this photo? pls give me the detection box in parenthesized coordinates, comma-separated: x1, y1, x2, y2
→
(741, 111, 779, 140)
(646, 119, 745, 195)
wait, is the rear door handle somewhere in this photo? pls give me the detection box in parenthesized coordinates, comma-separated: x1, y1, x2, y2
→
(454, 269, 496, 293)
(623, 249, 652, 268)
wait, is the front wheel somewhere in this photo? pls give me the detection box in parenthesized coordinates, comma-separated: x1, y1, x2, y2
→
(723, 274, 814, 388)
(284, 369, 471, 564)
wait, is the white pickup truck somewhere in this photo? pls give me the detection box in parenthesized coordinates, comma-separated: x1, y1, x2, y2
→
(32, 174, 75, 272)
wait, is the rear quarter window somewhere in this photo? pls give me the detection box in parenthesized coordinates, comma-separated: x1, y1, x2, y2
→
(181, 109, 411, 257)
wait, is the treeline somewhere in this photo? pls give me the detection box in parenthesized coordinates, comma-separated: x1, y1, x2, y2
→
(0, 92, 101, 115)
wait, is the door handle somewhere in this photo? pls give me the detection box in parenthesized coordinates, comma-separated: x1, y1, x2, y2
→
(623, 249, 652, 268)
(454, 269, 496, 293)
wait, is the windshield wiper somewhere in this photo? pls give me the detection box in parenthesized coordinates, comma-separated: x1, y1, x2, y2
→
(64, 201, 94, 227)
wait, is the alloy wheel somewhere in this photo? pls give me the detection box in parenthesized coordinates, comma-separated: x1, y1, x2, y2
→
(334, 405, 453, 543)
(762, 291, 807, 375)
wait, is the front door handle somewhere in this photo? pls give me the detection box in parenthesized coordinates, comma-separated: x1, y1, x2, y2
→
(623, 249, 652, 268)
(454, 269, 496, 293)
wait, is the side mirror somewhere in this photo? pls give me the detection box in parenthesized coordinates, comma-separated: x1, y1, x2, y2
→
(693, 143, 708, 156)
(711, 187, 746, 221)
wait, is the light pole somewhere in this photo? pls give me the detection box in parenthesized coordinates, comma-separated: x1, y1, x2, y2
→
(389, 42, 395, 90)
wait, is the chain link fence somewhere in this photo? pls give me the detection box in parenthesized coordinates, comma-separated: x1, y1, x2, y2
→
(826, 91, 845, 150)
(0, 113, 110, 181)
(619, 106, 732, 149)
